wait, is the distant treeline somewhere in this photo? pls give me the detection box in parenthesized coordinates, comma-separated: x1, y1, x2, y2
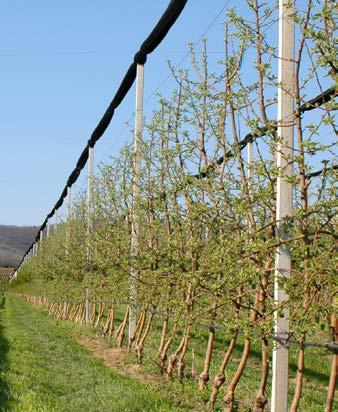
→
(0, 225, 38, 267)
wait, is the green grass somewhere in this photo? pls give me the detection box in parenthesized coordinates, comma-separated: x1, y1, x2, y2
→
(0, 293, 187, 412)
(1, 292, 334, 412)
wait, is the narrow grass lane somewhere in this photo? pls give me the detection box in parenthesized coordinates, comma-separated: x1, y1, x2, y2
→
(0, 293, 185, 412)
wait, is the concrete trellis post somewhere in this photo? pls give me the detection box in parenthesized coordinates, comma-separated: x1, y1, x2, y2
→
(247, 140, 253, 193)
(247, 142, 253, 177)
(46, 218, 50, 238)
(129, 63, 144, 340)
(66, 187, 72, 254)
(85, 147, 94, 305)
(54, 209, 59, 234)
(67, 187, 72, 220)
(87, 146, 94, 230)
(86, 146, 94, 262)
(271, 1, 295, 411)
(35, 231, 43, 257)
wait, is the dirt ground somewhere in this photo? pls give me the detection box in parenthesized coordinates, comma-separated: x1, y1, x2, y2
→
(77, 335, 162, 384)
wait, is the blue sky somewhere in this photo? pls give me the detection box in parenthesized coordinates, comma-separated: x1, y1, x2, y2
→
(0, 1, 333, 226)
(1, 0, 237, 225)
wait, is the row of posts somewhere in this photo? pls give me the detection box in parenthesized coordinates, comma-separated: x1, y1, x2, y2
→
(14, 2, 294, 409)
(14, 144, 94, 273)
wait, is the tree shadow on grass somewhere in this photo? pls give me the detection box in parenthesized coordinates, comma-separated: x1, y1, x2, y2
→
(0, 294, 11, 412)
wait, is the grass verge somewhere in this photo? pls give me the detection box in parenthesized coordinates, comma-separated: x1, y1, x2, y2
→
(0, 293, 187, 412)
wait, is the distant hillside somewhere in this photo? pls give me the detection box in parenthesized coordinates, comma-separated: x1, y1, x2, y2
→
(0, 267, 14, 282)
(0, 225, 38, 267)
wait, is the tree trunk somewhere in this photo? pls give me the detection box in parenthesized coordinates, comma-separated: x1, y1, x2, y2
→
(167, 325, 189, 380)
(136, 311, 154, 363)
(159, 324, 177, 372)
(209, 332, 237, 408)
(128, 308, 146, 352)
(325, 314, 337, 412)
(94, 301, 105, 330)
(290, 337, 305, 412)
(252, 337, 269, 412)
(107, 304, 115, 340)
(177, 326, 191, 382)
(90, 300, 96, 324)
(223, 337, 251, 412)
(199, 324, 216, 391)
(102, 302, 114, 335)
(135, 309, 147, 347)
(116, 306, 129, 348)
(157, 316, 169, 361)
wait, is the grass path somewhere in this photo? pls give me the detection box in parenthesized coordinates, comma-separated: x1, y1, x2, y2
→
(0, 293, 186, 412)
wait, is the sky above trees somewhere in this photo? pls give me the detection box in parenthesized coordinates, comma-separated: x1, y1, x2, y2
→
(1, 0, 236, 225)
